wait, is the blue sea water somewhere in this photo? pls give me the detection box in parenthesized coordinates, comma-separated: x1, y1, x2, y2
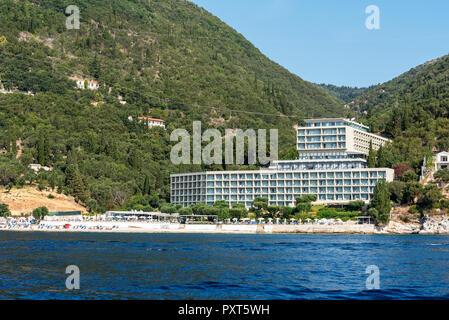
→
(0, 231, 448, 299)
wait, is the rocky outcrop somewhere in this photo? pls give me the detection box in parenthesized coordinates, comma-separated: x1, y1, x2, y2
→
(419, 215, 449, 234)
(380, 215, 449, 234)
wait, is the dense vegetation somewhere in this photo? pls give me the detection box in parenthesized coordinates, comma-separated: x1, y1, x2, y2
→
(0, 0, 345, 212)
(316, 83, 370, 103)
(348, 55, 449, 172)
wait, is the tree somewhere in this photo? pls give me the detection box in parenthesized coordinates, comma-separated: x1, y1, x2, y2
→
(295, 195, 316, 214)
(434, 169, 449, 183)
(367, 140, 377, 168)
(32, 206, 49, 220)
(65, 164, 90, 203)
(403, 181, 424, 205)
(86, 198, 98, 213)
(142, 175, 150, 195)
(401, 170, 418, 183)
(387, 181, 405, 204)
(213, 200, 230, 220)
(252, 197, 268, 217)
(0, 203, 11, 217)
(367, 207, 378, 219)
(376, 145, 387, 167)
(394, 163, 413, 180)
(420, 184, 443, 208)
(267, 205, 280, 217)
(369, 181, 391, 225)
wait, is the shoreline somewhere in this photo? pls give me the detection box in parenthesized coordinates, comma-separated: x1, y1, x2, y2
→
(2, 222, 449, 235)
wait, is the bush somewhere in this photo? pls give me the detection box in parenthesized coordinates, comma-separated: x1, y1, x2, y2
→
(179, 207, 193, 215)
(347, 200, 365, 211)
(439, 199, 449, 209)
(316, 207, 359, 220)
(160, 204, 177, 214)
(408, 205, 420, 214)
(0, 203, 11, 217)
(296, 194, 317, 203)
(47, 194, 55, 199)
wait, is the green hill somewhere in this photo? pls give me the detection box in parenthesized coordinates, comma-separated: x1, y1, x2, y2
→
(348, 54, 449, 171)
(316, 83, 369, 103)
(0, 0, 344, 212)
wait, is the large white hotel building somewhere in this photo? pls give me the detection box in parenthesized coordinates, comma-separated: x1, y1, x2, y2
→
(170, 118, 394, 208)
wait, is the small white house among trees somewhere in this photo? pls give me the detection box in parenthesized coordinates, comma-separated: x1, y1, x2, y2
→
(70, 76, 100, 90)
(128, 116, 166, 129)
(435, 151, 449, 170)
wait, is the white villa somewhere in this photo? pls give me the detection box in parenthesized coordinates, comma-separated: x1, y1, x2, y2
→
(128, 116, 166, 129)
(70, 77, 100, 90)
(435, 151, 449, 170)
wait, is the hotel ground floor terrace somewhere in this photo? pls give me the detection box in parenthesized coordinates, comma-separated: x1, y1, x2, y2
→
(170, 168, 394, 208)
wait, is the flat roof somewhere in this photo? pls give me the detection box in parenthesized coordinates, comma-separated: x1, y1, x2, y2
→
(303, 118, 370, 130)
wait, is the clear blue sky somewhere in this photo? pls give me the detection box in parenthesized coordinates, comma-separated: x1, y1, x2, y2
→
(191, 0, 449, 87)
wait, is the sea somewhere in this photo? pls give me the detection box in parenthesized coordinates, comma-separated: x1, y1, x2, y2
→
(0, 231, 448, 299)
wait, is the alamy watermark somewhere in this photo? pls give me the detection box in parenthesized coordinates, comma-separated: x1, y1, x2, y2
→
(66, 5, 80, 30)
(65, 265, 80, 290)
(365, 265, 380, 290)
(365, 5, 380, 30)
(170, 121, 278, 165)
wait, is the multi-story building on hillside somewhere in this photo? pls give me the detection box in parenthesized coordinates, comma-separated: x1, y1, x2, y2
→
(170, 118, 394, 208)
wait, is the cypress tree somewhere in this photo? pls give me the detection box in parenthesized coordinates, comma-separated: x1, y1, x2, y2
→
(370, 180, 391, 225)
(143, 175, 150, 195)
(38, 133, 45, 165)
(367, 141, 377, 168)
(376, 145, 387, 167)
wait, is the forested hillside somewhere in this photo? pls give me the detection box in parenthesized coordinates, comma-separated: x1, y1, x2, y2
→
(348, 54, 449, 171)
(316, 83, 369, 102)
(0, 0, 344, 212)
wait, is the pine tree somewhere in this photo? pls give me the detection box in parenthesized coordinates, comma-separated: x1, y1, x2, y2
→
(65, 164, 90, 203)
(370, 180, 391, 225)
(367, 141, 377, 168)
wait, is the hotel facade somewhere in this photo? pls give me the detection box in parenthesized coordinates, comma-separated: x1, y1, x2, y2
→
(170, 118, 394, 208)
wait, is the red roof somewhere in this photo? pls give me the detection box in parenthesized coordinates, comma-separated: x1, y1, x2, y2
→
(137, 117, 165, 122)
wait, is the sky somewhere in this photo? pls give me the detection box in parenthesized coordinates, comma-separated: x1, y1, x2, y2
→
(191, 0, 449, 87)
